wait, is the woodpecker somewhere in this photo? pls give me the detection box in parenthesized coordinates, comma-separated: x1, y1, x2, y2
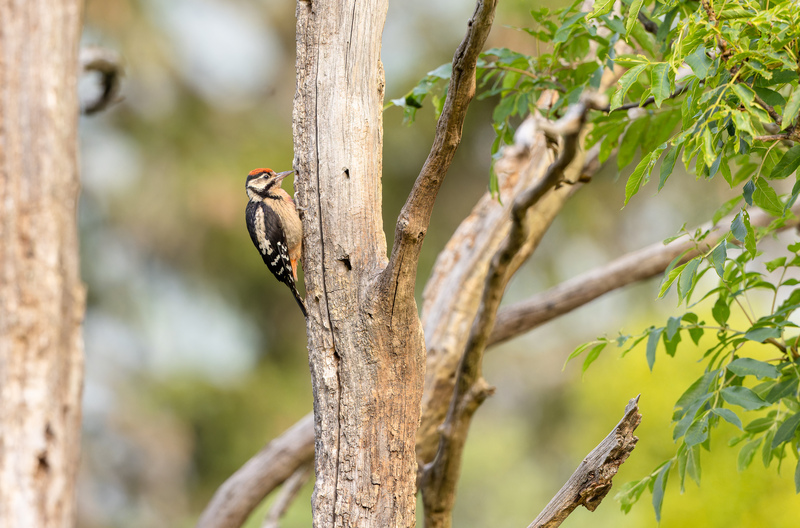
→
(245, 168, 307, 317)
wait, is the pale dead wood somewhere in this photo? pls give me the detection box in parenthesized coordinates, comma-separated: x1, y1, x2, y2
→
(528, 396, 642, 528)
(385, 0, 498, 291)
(261, 461, 313, 528)
(489, 204, 800, 346)
(417, 117, 584, 463)
(196, 414, 314, 528)
(80, 46, 123, 115)
(0, 2, 85, 526)
(294, 0, 429, 525)
(420, 95, 608, 528)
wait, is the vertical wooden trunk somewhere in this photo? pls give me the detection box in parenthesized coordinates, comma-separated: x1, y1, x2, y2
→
(0, 1, 85, 526)
(294, 0, 426, 526)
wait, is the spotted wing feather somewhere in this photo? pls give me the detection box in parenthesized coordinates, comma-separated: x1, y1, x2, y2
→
(246, 200, 307, 316)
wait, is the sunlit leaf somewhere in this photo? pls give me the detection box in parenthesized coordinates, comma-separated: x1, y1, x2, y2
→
(721, 386, 769, 410)
(727, 358, 780, 380)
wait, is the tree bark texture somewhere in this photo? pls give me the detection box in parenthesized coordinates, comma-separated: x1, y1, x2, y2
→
(293, 0, 426, 526)
(0, 1, 85, 527)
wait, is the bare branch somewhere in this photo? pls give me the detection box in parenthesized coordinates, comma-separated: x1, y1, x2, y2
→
(488, 204, 800, 346)
(528, 396, 641, 528)
(383, 0, 498, 291)
(79, 47, 123, 115)
(261, 461, 313, 528)
(196, 413, 314, 528)
(420, 95, 607, 528)
(754, 134, 796, 143)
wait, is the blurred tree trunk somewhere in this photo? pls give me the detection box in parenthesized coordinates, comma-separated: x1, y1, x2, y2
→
(294, 0, 426, 526)
(0, 2, 85, 527)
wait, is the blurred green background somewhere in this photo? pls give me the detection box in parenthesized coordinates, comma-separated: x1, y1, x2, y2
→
(77, 1, 799, 527)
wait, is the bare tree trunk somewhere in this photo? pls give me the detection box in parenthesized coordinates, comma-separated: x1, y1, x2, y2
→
(0, 2, 85, 527)
(293, 0, 425, 526)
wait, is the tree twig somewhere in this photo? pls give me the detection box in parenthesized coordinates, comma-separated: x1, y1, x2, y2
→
(488, 204, 800, 346)
(527, 396, 641, 528)
(419, 94, 607, 528)
(261, 461, 313, 528)
(79, 47, 123, 115)
(604, 83, 691, 113)
(382, 0, 498, 293)
(754, 133, 796, 143)
(196, 414, 314, 528)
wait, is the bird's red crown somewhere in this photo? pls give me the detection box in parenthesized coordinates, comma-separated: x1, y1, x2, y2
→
(248, 168, 273, 177)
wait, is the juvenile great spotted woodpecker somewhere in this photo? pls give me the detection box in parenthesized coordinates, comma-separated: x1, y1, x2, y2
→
(245, 168, 307, 317)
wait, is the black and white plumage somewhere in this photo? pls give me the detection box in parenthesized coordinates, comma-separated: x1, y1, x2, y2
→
(245, 168, 307, 317)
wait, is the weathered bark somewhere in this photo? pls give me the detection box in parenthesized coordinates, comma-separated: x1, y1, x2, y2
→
(0, 1, 85, 527)
(528, 396, 641, 528)
(294, 0, 426, 526)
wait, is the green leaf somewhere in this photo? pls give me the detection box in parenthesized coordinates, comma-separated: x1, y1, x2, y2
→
(753, 178, 786, 216)
(765, 256, 787, 273)
(665, 316, 681, 340)
(753, 87, 785, 108)
(708, 241, 727, 278)
(624, 153, 651, 205)
(646, 327, 663, 370)
(659, 261, 688, 298)
(611, 64, 648, 111)
(675, 370, 718, 410)
(659, 143, 680, 190)
(727, 358, 780, 380)
(625, 0, 645, 35)
(712, 297, 730, 326)
(772, 412, 800, 448)
(743, 180, 755, 206)
(582, 342, 607, 372)
(677, 257, 701, 302)
(685, 46, 711, 79)
(743, 326, 781, 342)
(743, 210, 756, 257)
(795, 458, 800, 493)
(652, 461, 671, 522)
(711, 408, 743, 430)
(738, 439, 761, 471)
(769, 145, 800, 180)
(553, 12, 587, 44)
(685, 415, 709, 446)
(618, 115, 651, 170)
(731, 211, 747, 243)
(782, 87, 800, 128)
(589, 0, 615, 19)
(721, 386, 770, 410)
(650, 63, 671, 107)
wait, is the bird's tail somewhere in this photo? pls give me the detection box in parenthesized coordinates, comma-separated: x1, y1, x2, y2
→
(291, 285, 308, 318)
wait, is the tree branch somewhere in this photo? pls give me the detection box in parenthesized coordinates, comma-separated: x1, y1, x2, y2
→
(383, 0, 498, 291)
(604, 83, 691, 113)
(527, 396, 641, 528)
(79, 47, 123, 115)
(261, 461, 313, 528)
(420, 95, 607, 528)
(488, 204, 800, 346)
(196, 414, 315, 528)
(637, 12, 658, 35)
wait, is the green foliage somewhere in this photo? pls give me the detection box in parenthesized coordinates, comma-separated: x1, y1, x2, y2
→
(394, 0, 800, 520)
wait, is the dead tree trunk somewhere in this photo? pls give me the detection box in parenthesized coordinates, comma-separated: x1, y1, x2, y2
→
(293, 0, 425, 526)
(0, 2, 85, 527)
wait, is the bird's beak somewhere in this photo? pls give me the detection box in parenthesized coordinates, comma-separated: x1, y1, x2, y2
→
(275, 170, 295, 182)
